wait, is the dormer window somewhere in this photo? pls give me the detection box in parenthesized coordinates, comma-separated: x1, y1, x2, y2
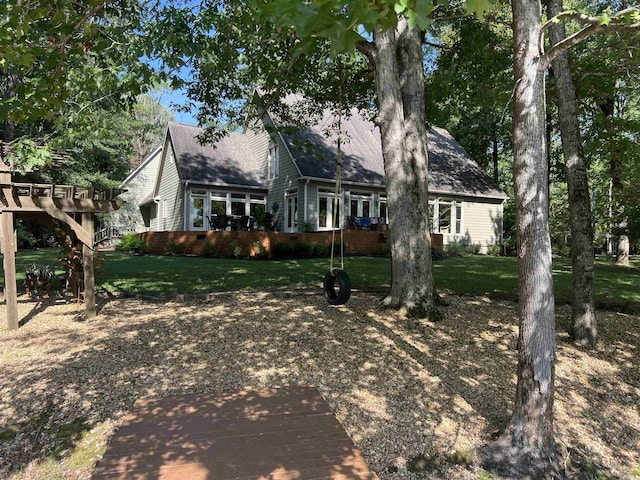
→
(267, 143, 279, 180)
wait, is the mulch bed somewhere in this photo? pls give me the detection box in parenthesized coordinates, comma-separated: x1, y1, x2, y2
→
(1, 291, 638, 479)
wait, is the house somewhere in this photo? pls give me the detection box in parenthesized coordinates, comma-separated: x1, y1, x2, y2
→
(117, 100, 508, 253)
(109, 146, 163, 233)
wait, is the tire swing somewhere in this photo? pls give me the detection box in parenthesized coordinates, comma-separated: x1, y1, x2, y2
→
(323, 93, 351, 306)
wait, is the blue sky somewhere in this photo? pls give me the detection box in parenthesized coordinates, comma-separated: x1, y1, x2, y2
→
(159, 88, 198, 125)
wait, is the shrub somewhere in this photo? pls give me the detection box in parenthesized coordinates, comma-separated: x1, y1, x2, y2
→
(445, 241, 465, 257)
(313, 243, 329, 257)
(165, 240, 186, 255)
(294, 242, 313, 258)
(470, 243, 482, 255)
(273, 242, 294, 258)
(487, 244, 502, 256)
(118, 233, 149, 255)
(301, 221, 315, 233)
(225, 241, 243, 258)
(252, 241, 268, 258)
(375, 241, 391, 256)
(16, 220, 36, 249)
(201, 240, 219, 258)
(330, 242, 344, 256)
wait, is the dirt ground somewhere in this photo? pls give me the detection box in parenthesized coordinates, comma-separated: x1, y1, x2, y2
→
(0, 290, 638, 479)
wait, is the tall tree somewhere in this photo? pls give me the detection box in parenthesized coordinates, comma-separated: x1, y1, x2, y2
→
(482, 2, 640, 475)
(150, 0, 459, 318)
(547, 0, 597, 346)
(426, 14, 513, 186)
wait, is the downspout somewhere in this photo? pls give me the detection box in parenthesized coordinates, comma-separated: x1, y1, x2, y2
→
(304, 179, 309, 224)
(184, 182, 189, 231)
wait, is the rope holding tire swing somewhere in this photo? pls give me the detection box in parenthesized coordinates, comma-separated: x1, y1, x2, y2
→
(324, 61, 351, 306)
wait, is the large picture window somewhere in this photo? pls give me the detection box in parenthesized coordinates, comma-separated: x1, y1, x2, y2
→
(349, 191, 372, 218)
(189, 190, 266, 231)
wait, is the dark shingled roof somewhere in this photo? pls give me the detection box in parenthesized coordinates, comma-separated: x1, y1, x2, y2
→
(168, 123, 264, 187)
(166, 109, 507, 200)
(278, 108, 507, 199)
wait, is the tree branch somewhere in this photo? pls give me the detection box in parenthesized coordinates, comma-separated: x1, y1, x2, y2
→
(356, 39, 376, 68)
(540, 6, 640, 71)
(57, 0, 116, 50)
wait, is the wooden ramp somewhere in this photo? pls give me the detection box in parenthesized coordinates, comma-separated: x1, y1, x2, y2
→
(92, 386, 379, 480)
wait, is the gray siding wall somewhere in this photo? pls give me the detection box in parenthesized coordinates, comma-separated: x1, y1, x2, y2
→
(247, 114, 301, 231)
(111, 149, 162, 232)
(155, 144, 185, 231)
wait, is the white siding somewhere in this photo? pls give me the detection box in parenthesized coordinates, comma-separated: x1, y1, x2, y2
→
(451, 199, 503, 253)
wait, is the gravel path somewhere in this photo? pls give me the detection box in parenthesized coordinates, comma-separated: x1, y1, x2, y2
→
(1, 291, 638, 479)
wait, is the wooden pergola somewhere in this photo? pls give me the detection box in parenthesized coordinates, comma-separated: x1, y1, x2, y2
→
(0, 161, 123, 330)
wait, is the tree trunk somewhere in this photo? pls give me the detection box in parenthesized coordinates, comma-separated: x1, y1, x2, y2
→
(370, 19, 439, 319)
(492, 127, 499, 185)
(1, 70, 16, 142)
(617, 234, 629, 266)
(547, 0, 597, 347)
(483, 0, 559, 475)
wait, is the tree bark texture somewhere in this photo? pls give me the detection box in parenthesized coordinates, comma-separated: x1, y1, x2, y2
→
(547, 0, 597, 347)
(371, 18, 438, 319)
(483, 0, 558, 475)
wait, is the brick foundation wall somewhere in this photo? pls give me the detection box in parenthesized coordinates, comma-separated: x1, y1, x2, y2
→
(139, 230, 444, 257)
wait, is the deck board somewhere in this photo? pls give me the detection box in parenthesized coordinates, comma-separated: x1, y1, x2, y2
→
(92, 386, 379, 480)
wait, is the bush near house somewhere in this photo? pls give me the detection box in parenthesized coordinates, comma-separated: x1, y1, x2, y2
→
(273, 242, 294, 259)
(118, 233, 149, 255)
(293, 242, 313, 258)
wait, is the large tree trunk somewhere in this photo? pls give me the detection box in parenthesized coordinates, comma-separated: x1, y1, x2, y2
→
(370, 18, 439, 319)
(483, 0, 559, 475)
(547, 0, 597, 347)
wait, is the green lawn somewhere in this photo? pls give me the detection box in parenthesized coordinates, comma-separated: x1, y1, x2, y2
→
(4, 249, 640, 309)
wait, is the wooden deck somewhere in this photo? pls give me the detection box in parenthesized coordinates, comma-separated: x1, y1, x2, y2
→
(92, 386, 379, 480)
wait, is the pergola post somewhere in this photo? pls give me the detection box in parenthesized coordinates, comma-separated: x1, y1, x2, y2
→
(1, 211, 19, 330)
(82, 213, 96, 318)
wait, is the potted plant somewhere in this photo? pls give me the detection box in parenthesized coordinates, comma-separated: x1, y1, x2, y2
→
(24, 264, 53, 297)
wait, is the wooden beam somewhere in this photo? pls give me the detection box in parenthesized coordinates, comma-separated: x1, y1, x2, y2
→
(82, 214, 96, 318)
(1, 212, 19, 330)
(40, 206, 94, 249)
(0, 196, 122, 214)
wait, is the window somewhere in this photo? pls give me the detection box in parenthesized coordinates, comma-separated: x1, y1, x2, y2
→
(231, 194, 246, 216)
(210, 199, 226, 215)
(378, 193, 388, 224)
(268, 143, 279, 180)
(249, 194, 266, 216)
(429, 199, 461, 235)
(349, 191, 372, 218)
(318, 189, 341, 230)
(438, 202, 452, 234)
(191, 195, 205, 229)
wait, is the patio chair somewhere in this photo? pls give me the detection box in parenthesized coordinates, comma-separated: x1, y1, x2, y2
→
(240, 215, 252, 231)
